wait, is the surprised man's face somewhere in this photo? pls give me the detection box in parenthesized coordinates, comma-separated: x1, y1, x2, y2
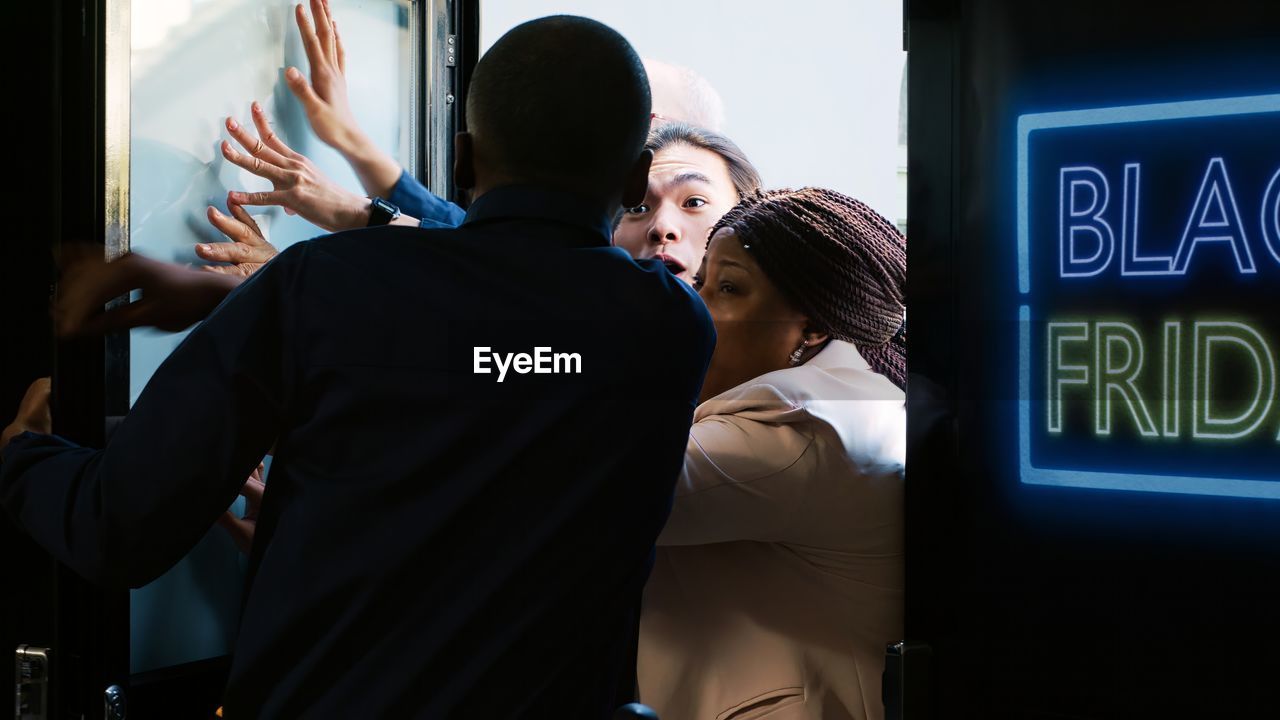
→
(612, 143, 740, 284)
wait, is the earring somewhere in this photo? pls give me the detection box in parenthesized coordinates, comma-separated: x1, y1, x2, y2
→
(788, 341, 807, 366)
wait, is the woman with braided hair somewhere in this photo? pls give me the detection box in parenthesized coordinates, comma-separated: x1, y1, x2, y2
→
(639, 188, 906, 720)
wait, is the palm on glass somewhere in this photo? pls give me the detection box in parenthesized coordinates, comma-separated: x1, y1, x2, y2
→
(214, 104, 367, 232)
(199, 198, 278, 277)
(289, 0, 360, 155)
(288, 0, 405, 198)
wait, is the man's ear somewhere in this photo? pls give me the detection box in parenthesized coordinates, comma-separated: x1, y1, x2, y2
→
(620, 149, 653, 209)
(453, 132, 475, 190)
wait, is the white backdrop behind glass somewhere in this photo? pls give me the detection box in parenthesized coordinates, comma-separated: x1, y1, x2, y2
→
(480, 0, 907, 229)
(127, 0, 411, 673)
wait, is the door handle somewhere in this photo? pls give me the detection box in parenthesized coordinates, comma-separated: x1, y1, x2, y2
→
(104, 684, 126, 720)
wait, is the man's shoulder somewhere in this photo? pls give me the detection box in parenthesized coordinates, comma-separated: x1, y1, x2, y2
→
(587, 256, 716, 367)
(630, 258, 714, 330)
(297, 228, 711, 333)
(297, 225, 496, 279)
(305, 225, 464, 257)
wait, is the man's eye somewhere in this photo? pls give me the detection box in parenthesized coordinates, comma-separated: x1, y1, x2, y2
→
(625, 204, 650, 215)
(719, 283, 735, 294)
(684, 197, 708, 209)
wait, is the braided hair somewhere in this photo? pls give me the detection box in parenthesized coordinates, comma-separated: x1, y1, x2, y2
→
(709, 188, 907, 390)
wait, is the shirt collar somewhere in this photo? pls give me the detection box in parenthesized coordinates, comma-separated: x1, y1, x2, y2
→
(461, 184, 615, 247)
(694, 340, 888, 420)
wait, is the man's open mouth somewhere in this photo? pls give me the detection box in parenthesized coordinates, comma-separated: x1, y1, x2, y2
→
(656, 253, 686, 275)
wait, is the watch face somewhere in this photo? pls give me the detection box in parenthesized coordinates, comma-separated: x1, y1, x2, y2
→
(369, 197, 400, 226)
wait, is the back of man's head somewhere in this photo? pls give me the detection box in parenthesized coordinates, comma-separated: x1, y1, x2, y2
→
(464, 16, 651, 202)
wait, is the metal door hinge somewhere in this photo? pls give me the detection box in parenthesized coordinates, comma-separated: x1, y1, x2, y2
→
(16, 645, 51, 720)
(883, 640, 932, 720)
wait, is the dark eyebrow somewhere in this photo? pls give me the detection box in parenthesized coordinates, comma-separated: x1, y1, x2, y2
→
(671, 171, 713, 187)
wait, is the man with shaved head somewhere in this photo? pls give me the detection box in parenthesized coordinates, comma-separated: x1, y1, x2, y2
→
(1, 16, 713, 717)
(463, 17, 653, 192)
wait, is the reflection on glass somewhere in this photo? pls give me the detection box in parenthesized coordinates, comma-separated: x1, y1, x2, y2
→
(125, 0, 412, 673)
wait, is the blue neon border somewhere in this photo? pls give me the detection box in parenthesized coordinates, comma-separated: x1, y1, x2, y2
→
(1016, 93, 1280, 294)
(1015, 94, 1280, 499)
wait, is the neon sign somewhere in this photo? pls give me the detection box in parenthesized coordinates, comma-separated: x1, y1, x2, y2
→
(1017, 94, 1280, 498)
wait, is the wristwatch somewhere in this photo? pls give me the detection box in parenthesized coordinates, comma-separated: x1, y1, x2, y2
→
(367, 197, 401, 227)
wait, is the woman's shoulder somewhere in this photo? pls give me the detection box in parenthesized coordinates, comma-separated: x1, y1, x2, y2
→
(697, 341, 904, 419)
(695, 341, 906, 470)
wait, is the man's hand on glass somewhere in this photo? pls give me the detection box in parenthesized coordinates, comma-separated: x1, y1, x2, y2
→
(197, 196, 279, 277)
(217, 106, 371, 232)
(288, 0, 404, 198)
(288, 0, 359, 157)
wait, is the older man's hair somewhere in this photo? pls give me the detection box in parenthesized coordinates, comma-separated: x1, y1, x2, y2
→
(466, 16, 652, 199)
(642, 58, 727, 132)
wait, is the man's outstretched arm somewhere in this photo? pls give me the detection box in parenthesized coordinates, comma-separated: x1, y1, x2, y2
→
(1, 247, 305, 587)
(55, 248, 243, 337)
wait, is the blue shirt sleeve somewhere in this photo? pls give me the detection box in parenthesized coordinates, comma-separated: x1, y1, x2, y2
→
(0, 249, 304, 587)
(385, 169, 465, 229)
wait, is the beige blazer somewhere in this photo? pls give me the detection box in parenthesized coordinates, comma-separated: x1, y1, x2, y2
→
(638, 340, 905, 720)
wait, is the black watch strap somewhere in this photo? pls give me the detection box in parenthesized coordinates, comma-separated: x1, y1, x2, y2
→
(367, 197, 401, 227)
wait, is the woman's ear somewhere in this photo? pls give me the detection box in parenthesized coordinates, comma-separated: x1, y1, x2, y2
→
(453, 132, 475, 190)
(801, 325, 830, 347)
(802, 331, 830, 364)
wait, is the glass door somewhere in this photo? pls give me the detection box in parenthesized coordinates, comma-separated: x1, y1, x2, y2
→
(45, 0, 470, 714)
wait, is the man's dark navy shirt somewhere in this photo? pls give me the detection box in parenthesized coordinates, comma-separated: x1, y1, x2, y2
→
(0, 185, 715, 718)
